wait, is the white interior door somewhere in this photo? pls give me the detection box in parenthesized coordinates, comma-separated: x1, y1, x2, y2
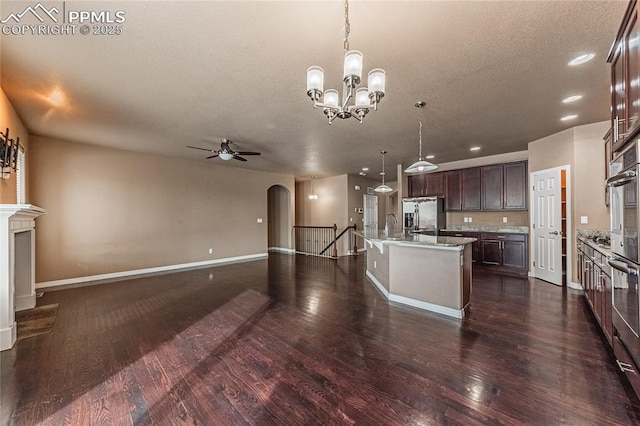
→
(532, 168, 563, 285)
(363, 194, 378, 233)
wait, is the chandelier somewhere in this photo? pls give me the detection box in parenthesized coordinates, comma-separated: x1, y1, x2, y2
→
(405, 101, 438, 174)
(306, 0, 386, 124)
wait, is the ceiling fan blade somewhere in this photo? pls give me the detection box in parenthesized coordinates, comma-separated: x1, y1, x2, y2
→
(236, 151, 261, 156)
(233, 155, 248, 162)
(206, 154, 219, 159)
(187, 145, 214, 152)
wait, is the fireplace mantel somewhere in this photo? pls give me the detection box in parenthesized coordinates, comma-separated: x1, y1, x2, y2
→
(0, 204, 45, 351)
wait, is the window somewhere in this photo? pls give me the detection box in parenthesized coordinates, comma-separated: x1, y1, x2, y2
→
(16, 148, 25, 204)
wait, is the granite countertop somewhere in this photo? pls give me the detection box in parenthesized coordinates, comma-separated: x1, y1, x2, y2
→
(443, 225, 529, 234)
(577, 230, 612, 257)
(356, 230, 476, 249)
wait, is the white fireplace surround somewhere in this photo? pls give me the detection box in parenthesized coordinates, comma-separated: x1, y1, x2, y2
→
(0, 204, 45, 351)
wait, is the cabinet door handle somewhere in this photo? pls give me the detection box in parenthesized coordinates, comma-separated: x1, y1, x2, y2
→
(617, 360, 637, 374)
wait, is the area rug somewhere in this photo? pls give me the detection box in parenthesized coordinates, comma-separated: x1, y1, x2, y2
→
(15, 303, 58, 340)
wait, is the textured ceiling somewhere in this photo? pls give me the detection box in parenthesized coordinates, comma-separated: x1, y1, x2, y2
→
(0, 1, 628, 180)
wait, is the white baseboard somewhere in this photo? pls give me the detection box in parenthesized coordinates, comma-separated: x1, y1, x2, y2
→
(389, 294, 465, 319)
(365, 270, 463, 319)
(268, 247, 295, 254)
(366, 270, 389, 298)
(36, 253, 268, 290)
(568, 281, 584, 291)
(15, 293, 36, 311)
(0, 322, 16, 351)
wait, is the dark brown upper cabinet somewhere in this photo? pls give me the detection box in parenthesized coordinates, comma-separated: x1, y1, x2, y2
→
(503, 162, 528, 209)
(480, 162, 528, 211)
(461, 167, 481, 210)
(609, 0, 640, 153)
(481, 165, 503, 210)
(407, 172, 444, 197)
(445, 170, 462, 211)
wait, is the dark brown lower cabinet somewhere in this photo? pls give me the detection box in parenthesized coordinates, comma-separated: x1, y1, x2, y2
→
(479, 233, 528, 274)
(440, 231, 528, 275)
(578, 239, 613, 345)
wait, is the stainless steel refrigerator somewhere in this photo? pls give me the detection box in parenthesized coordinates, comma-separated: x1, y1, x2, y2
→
(402, 196, 446, 234)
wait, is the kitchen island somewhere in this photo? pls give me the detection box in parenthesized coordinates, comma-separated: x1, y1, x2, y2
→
(358, 231, 476, 319)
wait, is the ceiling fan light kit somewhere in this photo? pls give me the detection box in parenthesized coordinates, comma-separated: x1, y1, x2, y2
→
(405, 101, 438, 174)
(187, 139, 261, 163)
(306, 0, 386, 124)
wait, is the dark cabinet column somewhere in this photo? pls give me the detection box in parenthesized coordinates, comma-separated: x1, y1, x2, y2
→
(504, 162, 528, 210)
(461, 168, 481, 210)
(481, 165, 503, 210)
(407, 175, 425, 197)
(445, 171, 462, 211)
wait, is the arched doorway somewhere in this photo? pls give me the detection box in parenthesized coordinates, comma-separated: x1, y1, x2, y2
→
(267, 185, 292, 252)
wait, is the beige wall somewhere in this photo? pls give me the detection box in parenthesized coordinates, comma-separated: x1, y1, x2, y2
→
(447, 211, 529, 226)
(573, 121, 609, 230)
(528, 120, 610, 283)
(30, 136, 294, 282)
(0, 87, 29, 204)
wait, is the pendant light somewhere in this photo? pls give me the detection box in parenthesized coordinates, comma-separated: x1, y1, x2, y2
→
(308, 176, 318, 200)
(374, 151, 393, 193)
(405, 101, 437, 174)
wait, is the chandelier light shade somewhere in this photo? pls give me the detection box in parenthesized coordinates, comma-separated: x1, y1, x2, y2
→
(306, 0, 386, 124)
(375, 151, 393, 193)
(405, 101, 438, 174)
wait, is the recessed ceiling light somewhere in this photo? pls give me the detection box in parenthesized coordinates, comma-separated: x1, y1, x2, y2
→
(470, 147, 480, 151)
(562, 95, 583, 103)
(561, 114, 578, 121)
(362, 167, 369, 171)
(425, 155, 435, 159)
(568, 53, 595, 66)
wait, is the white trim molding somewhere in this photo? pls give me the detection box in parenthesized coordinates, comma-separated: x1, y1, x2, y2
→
(365, 270, 464, 319)
(268, 247, 295, 254)
(36, 253, 268, 290)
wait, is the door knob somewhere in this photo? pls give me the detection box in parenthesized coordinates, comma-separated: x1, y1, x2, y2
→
(549, 231, 559, 235)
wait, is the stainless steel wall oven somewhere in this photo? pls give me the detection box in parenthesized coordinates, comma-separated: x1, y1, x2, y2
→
(607, 140, 640, 369)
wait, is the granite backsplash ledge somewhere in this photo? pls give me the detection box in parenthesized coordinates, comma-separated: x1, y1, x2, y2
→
(444, 225, 529, 234)
(576, 228, 610, 239)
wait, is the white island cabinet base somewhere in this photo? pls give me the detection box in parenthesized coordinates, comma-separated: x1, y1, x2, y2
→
(360, 232, 475, 320)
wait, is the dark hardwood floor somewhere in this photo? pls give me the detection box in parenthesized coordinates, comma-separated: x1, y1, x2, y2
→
(2, 253, 640, 425)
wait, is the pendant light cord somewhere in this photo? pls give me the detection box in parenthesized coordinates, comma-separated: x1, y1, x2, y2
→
(418, 111, 423, 160)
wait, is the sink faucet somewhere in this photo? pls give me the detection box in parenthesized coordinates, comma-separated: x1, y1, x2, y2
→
(385, 213, 397, 235)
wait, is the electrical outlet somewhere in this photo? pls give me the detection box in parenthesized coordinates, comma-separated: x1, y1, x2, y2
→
(257, 218, 263, 223)
(355, 185, 361, 190)
(209, 248, 213, 254)
(464, 217, 468, 223)
(374, 261, 377, 269)
(580, 216, 588, 224)
(468, 217, 473, 223)
(503, 217, 508, 223)
(350, 217, 353, 222)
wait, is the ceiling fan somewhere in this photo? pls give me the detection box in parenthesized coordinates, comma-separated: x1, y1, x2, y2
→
(187, 139, 261, 162)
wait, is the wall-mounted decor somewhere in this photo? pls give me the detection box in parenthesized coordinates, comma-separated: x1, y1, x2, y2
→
(367, 187, 374, 195)
(1, 128, 20, 179)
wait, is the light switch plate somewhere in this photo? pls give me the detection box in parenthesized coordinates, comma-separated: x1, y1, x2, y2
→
(580, 216, 588, 224)
(468, 217, 473, 223)
(355, 185, 361, 190)
(257, 218, 263, 223)
(503, 217, 508, 223)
